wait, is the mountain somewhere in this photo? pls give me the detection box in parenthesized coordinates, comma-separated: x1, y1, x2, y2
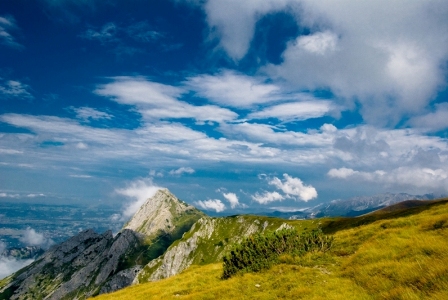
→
(0, 189, 204, 300)
(93, 198, 448, 300)
(302, 192, 439, 218)
(134, 215, 304, 283)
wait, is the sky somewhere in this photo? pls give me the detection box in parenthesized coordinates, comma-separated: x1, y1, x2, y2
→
(1, 0, 448, 216)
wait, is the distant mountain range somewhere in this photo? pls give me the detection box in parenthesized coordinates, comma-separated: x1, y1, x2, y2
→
(262, 193, 443, 219)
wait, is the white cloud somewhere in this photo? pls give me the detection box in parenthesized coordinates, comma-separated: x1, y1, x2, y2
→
(72, 107, 113, 121)
(194, 0, 448, 125)
(328, 167, 448, 193)
(169, 167, 195, 175)
(248, 100, 333, 121)
(96, 76, 237, 123)
(252, 191, 284, 204)
(219, 122, 334, 147)
(194, 199, 226, 212)
(327, 167, 358, 179)
(296, 31, 338, 55)
(115, 178, 163, 219)
(69, 174, 92, 178)
(0, 80, 33, 99)
(267, 0, 448, 126)
(222, 192, 239, 209)
(0, 148, 23, 154)
(26, 193, 45, 197)
(0, 255, 33, 280)
(76, 142, 88, 149)
(0, 193, 19, 198)
(269, 174, 317, 202)
(408, 103, 448, 132)
(0, 15, 23, 49)
(185, 70, 280, 107)
(201, 0, 290, 60)
(19, 227, 54, 249)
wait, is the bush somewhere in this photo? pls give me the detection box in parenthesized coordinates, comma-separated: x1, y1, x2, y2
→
(222, 228, 333, 279)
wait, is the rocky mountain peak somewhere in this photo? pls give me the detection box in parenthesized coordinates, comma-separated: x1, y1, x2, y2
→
(123, 188, 203, 238)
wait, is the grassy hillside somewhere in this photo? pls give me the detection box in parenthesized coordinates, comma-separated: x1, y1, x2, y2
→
(92, 199, 448, 299)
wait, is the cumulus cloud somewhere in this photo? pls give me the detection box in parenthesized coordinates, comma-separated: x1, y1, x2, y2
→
(222, 192, 239, 208)
(193, 0, 448, 125)
(0, 15, 23, 49)
(169, 167, 195, 175)
(115, 178, 163, 219)
(194, 199, 226, 212)
(268, 0, 448, 126)
(251, 191, 284, 204)
(19, 228, 54, 249)
(269, 174, 317, 202)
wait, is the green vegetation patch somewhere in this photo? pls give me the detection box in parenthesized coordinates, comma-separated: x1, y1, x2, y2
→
(222, 228, 333, 279)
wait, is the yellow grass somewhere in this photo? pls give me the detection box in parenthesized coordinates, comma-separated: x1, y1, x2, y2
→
(92, 201, 448, 300)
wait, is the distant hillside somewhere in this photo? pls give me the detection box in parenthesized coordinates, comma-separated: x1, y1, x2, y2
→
(92, 198, 448, 300)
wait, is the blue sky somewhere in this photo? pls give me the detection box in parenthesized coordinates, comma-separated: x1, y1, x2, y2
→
(1, 0, 448, 216)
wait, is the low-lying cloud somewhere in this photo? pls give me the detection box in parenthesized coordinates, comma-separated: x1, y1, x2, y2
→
(19, 228, 54, 250)
(115, 178, 163, 220)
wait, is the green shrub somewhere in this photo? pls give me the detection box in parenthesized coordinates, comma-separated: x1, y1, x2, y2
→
(222, 228, 333, 279)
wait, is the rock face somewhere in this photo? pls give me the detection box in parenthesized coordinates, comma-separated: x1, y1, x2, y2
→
(0, 189, 204, 300)
(134, 215, 293, 283)
(0, 229, 142, 300)
(123, 189, 202, 238)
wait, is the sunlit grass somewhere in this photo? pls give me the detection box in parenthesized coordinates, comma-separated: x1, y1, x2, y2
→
(92, 200, 448, 300)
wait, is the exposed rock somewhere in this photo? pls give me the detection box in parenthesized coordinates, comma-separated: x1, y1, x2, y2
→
(100, 266, 143, 294)
(135, 215, 293, 283)
(123, 189, 203, 238)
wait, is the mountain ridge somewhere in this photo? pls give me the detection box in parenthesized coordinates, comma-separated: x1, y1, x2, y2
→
(0, 189, 204, 300)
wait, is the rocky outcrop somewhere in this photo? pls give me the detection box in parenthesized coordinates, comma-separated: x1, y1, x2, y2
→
(100, 266, 143, 294)
(134, 215, 292, 283)
(0, 229, 144, 300)
(123, 189, 203, 238)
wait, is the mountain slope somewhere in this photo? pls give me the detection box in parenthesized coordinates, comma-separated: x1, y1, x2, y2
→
(93, 199, 448, 300)
(134, 215, 319, 283)
(0, 189, 204, 300)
